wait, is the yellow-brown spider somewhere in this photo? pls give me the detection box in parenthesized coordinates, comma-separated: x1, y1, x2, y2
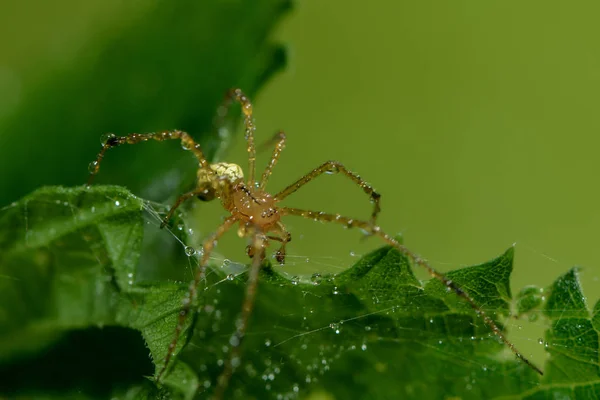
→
(87, 88, 543, 399)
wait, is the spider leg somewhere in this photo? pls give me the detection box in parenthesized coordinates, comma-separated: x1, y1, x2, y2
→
(259, 130, 286, 190)
(246, 223, 290, 264)
(159, 187, 207, 229)
(266, 222, 291, 264)
(274, 161, 381, 225)
(280, 207, 544, 376)
(156, 215, 239, 382)
(218, 88, 258, 186)
(212, 232, 266, 400)
(87, 130, 211, 185)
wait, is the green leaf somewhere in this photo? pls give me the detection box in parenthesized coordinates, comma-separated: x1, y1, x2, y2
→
(2, 186, 599, 399)
(0, 0, 290, 206)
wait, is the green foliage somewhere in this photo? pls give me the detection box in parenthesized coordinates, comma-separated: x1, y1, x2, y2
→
(1, 185, 598, 399)
(0, 0, 290, 205)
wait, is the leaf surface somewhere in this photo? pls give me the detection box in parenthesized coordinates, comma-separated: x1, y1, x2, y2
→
(1, 186, 598, 399)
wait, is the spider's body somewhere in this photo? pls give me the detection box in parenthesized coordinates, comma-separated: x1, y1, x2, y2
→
(87, 88, 542, 399)
(205, 164, 278, 227)
(230, 188, 280, 231)
(195, 159, 288, 262)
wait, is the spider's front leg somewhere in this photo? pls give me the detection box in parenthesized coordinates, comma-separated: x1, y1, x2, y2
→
(87, 130, 210, 186)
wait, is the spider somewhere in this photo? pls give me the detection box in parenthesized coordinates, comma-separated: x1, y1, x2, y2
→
(87, 88, 543, 399)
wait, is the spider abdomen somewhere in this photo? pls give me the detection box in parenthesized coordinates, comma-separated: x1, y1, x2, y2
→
(231, 187, 280, 229)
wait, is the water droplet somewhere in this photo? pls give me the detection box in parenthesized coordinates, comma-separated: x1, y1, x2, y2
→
(364, 326, 372, 332)
(538, 338, 544, 345)
(349, 251, 356, 257)
(325, 164, 339, 174)
(222, 259, 231, 267)
(184, 246, 196, 256)
(88, 161, 99, 173)
(265, 339, 272, 347)
(291, 276, 299, 285)
(227, 273, 235, 281)
(332, 286, 339, 295)
(310, 273, 322, 285)
(229, 335, 240, 347)
(329, 322, 340, 334)
(114, 200, 120, 207)
(181, 140, 193, 150)
(361, 343, 367, 351)
(100, 133, 116, 145)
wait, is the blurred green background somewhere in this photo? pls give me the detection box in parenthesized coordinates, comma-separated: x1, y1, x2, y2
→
(233, 2, 600, 296)
(2, 0, 600, 366)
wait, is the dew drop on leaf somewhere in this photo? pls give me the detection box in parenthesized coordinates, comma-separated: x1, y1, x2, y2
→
(310, 273, 322, 285)
(329, 322, 340, 334)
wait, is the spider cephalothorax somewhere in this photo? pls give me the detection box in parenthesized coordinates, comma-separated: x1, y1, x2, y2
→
(87, 88, 543, 400)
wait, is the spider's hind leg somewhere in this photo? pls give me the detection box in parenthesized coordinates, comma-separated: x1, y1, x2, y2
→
(213, 233, 266, 399)
(156, 215, 239, 383)
(281, 206, 544, 376)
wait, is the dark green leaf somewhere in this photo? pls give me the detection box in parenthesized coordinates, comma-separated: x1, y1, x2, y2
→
(2, 186, 599, 399)
(0, 1, 290, 205)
